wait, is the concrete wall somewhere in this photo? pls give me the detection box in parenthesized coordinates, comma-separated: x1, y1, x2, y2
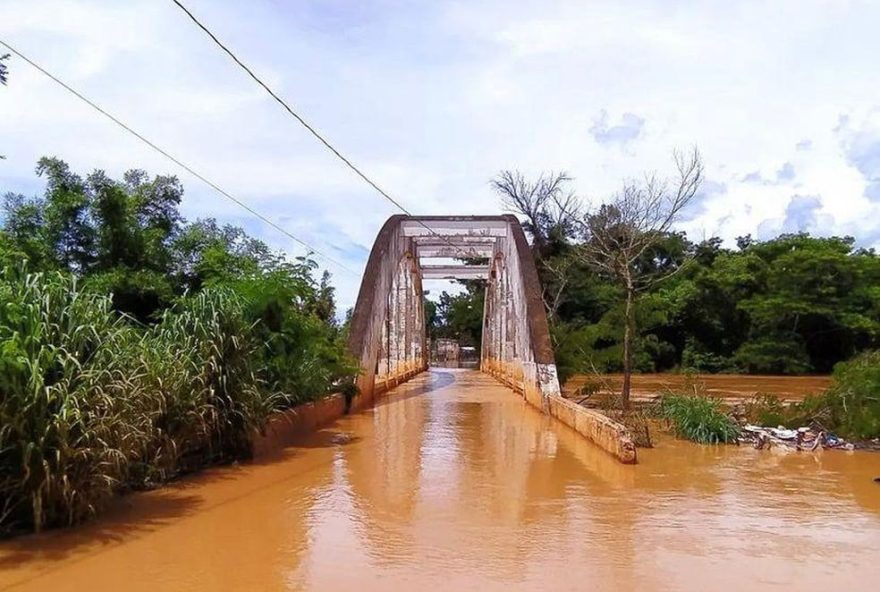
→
(545, 397, 637, 464)
(252, 394, 344, 458)
(252, 389, 378, 459)
(347, 215, 428, 400)
(480, 216, 637, 464)
(480, 216, 561, 400)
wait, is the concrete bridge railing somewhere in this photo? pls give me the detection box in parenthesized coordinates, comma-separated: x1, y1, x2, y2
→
(347, 215, 636, 463)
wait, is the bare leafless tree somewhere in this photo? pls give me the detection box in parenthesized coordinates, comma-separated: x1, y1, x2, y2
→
(540, 253, 576, 323)
(573, 148, 703, 407)
(491, 170, 580, 255)
(1, 54, 8, 159)
(0, 53, 8, 86)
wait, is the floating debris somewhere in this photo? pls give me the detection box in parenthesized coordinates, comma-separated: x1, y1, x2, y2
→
(740, 424, 856, 451)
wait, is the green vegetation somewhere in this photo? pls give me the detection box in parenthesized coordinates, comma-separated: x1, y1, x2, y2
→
(744, 394, 788, 427)
(0, 159, 353, 534)
(494, 171, 880, 378)
(745, 350, 880, 439)
(491, 165, 879, 440)
(659, 392, 740, 444)
(428, 281, 486, 347)
(820, 351, 880, 438)
(554, 233, 879, 377)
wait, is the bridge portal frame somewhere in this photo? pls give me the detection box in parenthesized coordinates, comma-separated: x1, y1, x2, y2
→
(347, 215, 560, 405)
(347, 215, 636, 463)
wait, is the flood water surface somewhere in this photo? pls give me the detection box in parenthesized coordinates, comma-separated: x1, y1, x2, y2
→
(564, 373, 833, 403)
(2, 370, 879, 591)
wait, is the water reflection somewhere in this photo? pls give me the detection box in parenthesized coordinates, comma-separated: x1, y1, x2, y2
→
(1, 369, 879, 591)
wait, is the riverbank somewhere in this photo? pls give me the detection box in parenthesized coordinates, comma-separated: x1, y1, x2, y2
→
(563, 366, 880, 452)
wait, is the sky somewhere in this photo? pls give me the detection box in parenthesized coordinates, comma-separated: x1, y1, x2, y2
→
(2, 0, 880, 311)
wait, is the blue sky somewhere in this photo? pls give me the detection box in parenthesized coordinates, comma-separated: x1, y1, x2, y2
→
(2, 0, 880, 310)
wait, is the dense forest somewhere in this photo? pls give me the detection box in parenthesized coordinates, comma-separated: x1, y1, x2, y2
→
(430, 173, 880, 383)
(0, 158, 352, 534)
(547, 231, 880, 381)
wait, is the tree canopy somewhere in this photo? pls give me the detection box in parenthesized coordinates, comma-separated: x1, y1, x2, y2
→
(1, 157, 352, 399)
(491, 164, 880, 382)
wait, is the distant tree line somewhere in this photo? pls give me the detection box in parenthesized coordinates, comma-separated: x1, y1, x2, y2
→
(494, 162, 880, 383)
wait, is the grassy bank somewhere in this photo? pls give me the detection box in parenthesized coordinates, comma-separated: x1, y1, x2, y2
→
(0, 270, 353, 536)
(744, 351, 880, 440)
(652, 351, 880, 445)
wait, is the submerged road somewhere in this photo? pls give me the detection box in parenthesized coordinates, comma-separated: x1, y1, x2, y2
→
(1, 369, 879, 591)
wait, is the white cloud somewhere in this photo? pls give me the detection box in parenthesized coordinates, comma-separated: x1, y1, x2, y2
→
(2, 0, 880, 310)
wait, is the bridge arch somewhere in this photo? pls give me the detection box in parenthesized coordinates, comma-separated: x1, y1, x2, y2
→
(347, 214, 559, 404)
(347, 215, 636, 463)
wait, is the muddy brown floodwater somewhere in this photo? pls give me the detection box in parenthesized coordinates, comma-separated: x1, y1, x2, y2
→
(2, 370, 879, 591)
(563, 373, 833, 405)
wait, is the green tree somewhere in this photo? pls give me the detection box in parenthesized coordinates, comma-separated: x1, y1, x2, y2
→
(36, 157, 96, 272)
(734, 234, 880, 373)
(2, 193, 52, 268)
(171, 218, 281, 291)
(433, 282, 486, 347)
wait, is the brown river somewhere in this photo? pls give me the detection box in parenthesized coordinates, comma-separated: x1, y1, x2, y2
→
(564, 373, 834, 404)
(2, 370, 879, 591)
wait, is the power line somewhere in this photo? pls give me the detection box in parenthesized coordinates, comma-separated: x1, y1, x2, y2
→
(169, 0, 473, 260)
(0, 39, 359, 277)
(170, 0, 412, 215)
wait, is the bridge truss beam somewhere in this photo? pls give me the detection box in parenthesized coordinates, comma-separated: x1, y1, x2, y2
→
(347, 215, 636, 463)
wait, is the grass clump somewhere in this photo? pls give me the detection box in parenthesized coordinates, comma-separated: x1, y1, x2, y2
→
(132, 288, 275, 483)
(744, 393, 787, 426)
(0, 271, 156, 533)
(0, 269, 352, 536)
(659, 392, 740, 444)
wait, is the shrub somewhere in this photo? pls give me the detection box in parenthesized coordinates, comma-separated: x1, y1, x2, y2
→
(788, 351, 880, 439)
(659, 392, 740, 444)
(228, 270, 356, 405)
(0, 271, 157, 534)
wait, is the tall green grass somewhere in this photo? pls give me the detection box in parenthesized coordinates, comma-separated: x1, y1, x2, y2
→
(130, 289, 278, 483)
(659, 392, 740, 444)
(0, 271, 155, 532)
(0, 271, 298, 535)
